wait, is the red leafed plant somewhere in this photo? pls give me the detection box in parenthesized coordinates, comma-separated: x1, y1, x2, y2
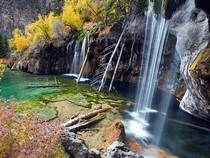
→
(0, 101, 64, 158)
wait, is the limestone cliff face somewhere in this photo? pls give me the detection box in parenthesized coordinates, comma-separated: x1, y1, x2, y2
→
(169, 0, 210, 120)
(0, 0, 63, 37)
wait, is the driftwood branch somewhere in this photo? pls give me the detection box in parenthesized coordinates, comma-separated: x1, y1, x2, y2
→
(62, 108, 110, 127)
(66, 114, 106, 132)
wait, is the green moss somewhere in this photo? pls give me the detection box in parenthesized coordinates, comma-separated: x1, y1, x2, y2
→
(27, 99, 45, 108)
(68, 93, 90, 108)
(31, 107, 58, 122)
(14, 104, 30, 112)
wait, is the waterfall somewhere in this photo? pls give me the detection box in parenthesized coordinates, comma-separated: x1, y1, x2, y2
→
(123, 0, 174, 145)
(80, 34, 89, 69)
(135, 2, 170, 119)
(66, 38, 75, 72)
(65, 34, 89, 81)
(70, 43, 80, 76)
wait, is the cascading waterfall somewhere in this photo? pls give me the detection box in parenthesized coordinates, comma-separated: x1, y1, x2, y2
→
(66, 38, 75, 72)
(80, 34, 89, 69)
(124, 0, 174, 145)
(135, 2, 169, 119)
(65, 34, 89, 81)
(70, 43, 80, 76)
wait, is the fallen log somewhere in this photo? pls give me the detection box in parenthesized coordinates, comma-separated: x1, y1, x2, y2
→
(66, 114, 106, 132)
(62, 107, 110, 127)
(70, 112, 80, 119)
(25, 85, 59, 89)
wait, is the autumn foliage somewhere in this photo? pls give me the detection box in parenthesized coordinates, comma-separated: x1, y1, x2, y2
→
(9, 0, 98, 53)
(9, 29, 28, 53)
(0, 101, 64, 158)
(9, 0, 145, 53)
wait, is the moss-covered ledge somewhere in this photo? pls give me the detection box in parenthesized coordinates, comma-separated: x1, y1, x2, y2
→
(189, 48, 210, 108)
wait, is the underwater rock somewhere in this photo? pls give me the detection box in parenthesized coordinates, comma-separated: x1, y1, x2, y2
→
(170, 0, 210, 120)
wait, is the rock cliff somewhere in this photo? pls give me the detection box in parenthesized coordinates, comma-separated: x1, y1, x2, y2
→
(170, 0, 210, 120)
(0, 0, 63, 37)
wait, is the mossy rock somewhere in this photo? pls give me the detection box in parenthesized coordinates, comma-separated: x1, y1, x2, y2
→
(68, 93, 91, 108)
(31, 107, 57, 122)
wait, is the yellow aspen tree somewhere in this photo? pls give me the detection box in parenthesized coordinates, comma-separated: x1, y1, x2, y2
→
(61, 4, 83, 29)
(10, 29, 29, 53)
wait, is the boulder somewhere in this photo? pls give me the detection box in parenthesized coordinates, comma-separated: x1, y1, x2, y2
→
(102, 141, 143, 158)
(60, 129, 101, 158)
(100, 120, 125, 150)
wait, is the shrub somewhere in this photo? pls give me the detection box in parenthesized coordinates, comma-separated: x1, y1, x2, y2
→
(0, 101, 64, 158)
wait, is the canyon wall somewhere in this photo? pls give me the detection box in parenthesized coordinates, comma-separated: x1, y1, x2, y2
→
(0, 0, 63, 37)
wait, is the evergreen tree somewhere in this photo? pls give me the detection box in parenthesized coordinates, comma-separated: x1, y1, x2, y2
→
(0, 34, 9, 58)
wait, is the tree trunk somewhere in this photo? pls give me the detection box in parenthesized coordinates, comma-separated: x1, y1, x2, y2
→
(108, 42, 125, 91)
(62, 108, 110, 127)
(76, 46, 90, 83)
(98, 27, 126, 91)
(66, 114, 106, 132)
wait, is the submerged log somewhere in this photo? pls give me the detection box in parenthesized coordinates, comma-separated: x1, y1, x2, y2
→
(25, 85, 59, 88)
(62, 107, 110, 127)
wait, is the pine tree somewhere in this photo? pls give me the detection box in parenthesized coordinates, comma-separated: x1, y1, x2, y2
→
(0, 34, 9, 58)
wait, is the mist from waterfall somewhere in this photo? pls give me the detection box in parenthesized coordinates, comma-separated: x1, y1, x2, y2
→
(123, 0, 177, 145)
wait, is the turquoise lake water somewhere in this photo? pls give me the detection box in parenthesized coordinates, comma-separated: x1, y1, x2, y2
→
(0, 70, 59, 100)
